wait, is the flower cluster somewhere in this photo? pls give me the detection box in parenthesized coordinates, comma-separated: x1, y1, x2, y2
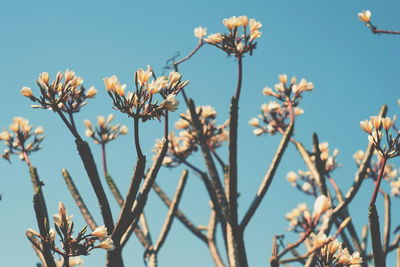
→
(21, 70, 97, 113)
(105, 67, 188, 121)
(285, 195, 330, 232)
(154, 106, 228, 167)
(26, 202, 114, 261)
(360, 116, 400, 158)
(249, 75, 313, 136)
(84, 114, 128, 145)
(354, 149, 400, 196)
(287, 170, 319, 196)
(312, 233, 363, 267)
(0, 117, 44, 162)
(287, 142, 340, 195)
(203, 15, 262, 57)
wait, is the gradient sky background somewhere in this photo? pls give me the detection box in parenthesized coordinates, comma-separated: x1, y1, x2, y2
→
(1, 0, 400, 266)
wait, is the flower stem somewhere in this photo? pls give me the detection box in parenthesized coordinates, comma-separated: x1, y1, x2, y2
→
(369, 157, 387, 207)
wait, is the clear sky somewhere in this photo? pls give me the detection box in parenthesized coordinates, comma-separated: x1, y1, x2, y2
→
(1, 0, 400, 266)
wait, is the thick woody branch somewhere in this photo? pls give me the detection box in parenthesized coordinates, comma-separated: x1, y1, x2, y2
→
(62, 169, 97, 230)
(112, 156, 146, 244)
(119, 139, 169, 242)
(188, 99, 228, 220)
(75, 139, 114, 233)
(369, 204, 386, 267)
(154, 169, 188, 251)
(240, 123, 294, 230)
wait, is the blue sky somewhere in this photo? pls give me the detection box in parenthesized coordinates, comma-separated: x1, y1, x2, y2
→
(1, 0, 400, 266)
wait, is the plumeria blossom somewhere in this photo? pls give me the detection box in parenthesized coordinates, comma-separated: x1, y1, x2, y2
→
(250, 75, 313, 136)
(360, 115, 400, 158)
(21, 70, 96, 113)
(26, 202, 114, 262)
(354, 149, 399, 196)
(0, 117, 45, 162)
(285, 196, 330, 233)
(194, 26, 207, 40)
(84, 114, 128, 145)
(154, 105, 228, 167)
(105, 67, 188, 121)
(358, 10, 372, 23)
(311, 233, 363, 267)
(204, 15, 262, 57)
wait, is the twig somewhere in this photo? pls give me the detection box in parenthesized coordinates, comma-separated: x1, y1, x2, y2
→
(383, 193, 391, 254)
(207, 209, 226, 267)
(61, 169, 97, 230)
(240, 123, 294, 230)
(312, 133, 328, 196)
(152, 182, 207, 243)
(154, 169, 188, 251)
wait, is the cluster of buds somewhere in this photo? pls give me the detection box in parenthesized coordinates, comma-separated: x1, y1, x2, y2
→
(0, 117, 44, 162)
(202, 15, 262, 57)
(26, 202, 114, 261)
(285, 195, 330, 233)
(311, 233, 363, 267)
(249, 75, 313, 136)
(354, 150, 400, 196)
(154, 106, 228, 167)
(286, 170, 319, 197)
(316, 142, 340, 173)
(360, 115, 400, 158)
(105, 67, 188, 121)
(21, 70, 97, 113)
(84, 114, 128, 145)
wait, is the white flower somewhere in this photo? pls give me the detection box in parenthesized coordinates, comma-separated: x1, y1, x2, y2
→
(160, 94, 179, 112)
(313, 195, 330, 217)
(358, 10, 371, 23)
(91, 225, 108, 238)
(97, 237, 115, 251)
(194, 26, 207, 40)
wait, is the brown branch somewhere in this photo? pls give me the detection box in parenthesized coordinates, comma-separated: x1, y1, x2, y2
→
(383, 193, 391, 254)
(369, 204, 386, 267)
(112, 156, 146, 245)
(154, 169, 188, 251)
(312, 133, 328, 196)
(240, 123, 294, 230)
(123, 139, 169, 238)
(61, 169, 97, 230)
(173, 42, 204, 67)
(75, 139, 115, 233)
(152, 181, 207, 243)
(188, 99, 228, 220)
